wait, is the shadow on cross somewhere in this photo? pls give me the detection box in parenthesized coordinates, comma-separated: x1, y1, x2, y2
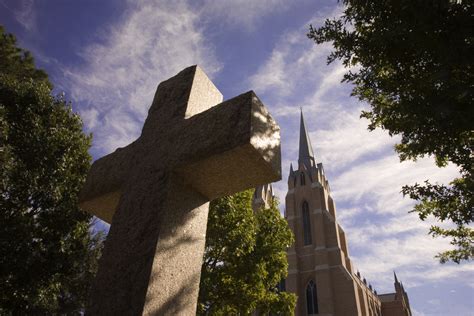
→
(144, 264, 201, 315)
(82, 65, 282, 315)
(87, 183, 207, 314)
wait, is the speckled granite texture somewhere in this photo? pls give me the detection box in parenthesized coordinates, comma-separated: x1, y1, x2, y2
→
(79, 65, 281, 315)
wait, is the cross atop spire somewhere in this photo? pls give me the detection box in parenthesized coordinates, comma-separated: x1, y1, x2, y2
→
(298, 109, 315, 168)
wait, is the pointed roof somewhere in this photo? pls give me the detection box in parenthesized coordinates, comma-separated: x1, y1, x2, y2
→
(252, 183, 274, 210)
(394, 271, 399, 283)
(298, 109, 315, 165)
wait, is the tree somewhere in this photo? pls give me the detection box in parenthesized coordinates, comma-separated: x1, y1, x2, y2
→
(0, 26, 103, 313)
(0, 26, 49, 86)
(198, 190, 296, 315)
(308, 1, 473, 263)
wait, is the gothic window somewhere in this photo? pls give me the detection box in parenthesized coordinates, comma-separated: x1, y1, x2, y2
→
(300, 172, 305, 185)
(302, 201, 312, 245)
(306, 280, 319, 315)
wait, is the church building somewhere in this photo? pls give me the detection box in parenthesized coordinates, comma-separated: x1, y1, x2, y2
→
(254, 112, 412, 316)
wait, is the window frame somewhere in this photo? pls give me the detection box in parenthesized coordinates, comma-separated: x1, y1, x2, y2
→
(306, 280, 319, 315)
(302, 201, 312, 245)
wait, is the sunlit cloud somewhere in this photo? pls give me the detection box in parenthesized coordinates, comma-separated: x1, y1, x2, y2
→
(313, 113, 395, 170)
(61, 0, 221, 156)
(17, 0, 469, 312)
(332, 156, 459, 213)
(245, 3, 466, 303)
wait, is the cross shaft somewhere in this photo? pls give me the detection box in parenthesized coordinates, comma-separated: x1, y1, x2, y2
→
(80, 66, 281, 314)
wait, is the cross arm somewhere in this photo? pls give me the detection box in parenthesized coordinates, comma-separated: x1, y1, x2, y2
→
(78, 141, 139, 223)
(175, 91, 281, 200)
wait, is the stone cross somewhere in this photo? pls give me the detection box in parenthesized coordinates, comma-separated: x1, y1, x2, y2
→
(79, 66, 281, 315)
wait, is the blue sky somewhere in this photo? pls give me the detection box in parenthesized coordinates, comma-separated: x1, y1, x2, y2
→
(1, 0, 472, 314)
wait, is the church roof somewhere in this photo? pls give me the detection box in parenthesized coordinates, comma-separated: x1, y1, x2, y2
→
(298, 109, 315, 166)
(378, 293, 396, 302)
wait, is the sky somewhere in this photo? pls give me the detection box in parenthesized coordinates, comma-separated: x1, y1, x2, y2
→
(1, 0, 473, 314)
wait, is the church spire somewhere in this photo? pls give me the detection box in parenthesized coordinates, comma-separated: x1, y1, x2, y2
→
(298, 109, 315, 168)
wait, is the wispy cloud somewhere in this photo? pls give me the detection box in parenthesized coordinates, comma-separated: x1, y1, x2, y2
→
(61, 0, 221, 156)
(61, 0, 297, 157)
(201, 0, 292, 30)
(245, 3, 467, 305)
(1, 0, 36, 31)
(248, 4, 344, 106)
(1, 0, 469, 312)
(313, 112, 396, 170)
(349, 221, 474, 292)
(249, 31, 338, 104)
(332, 156, 459, 212)
(17, 0, 35, 31)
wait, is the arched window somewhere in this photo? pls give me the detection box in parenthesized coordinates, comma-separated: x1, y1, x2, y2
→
(302, 201, 312, 245)
(300, 172, 305, 185)
(306, 280, 319, 315)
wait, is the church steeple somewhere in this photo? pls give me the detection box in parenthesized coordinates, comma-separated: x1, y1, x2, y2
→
(298, 109, 315, 168)
(252, 183, 274, 211)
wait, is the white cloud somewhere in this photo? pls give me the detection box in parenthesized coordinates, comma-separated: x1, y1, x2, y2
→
(340, 212, 428, 245)
(313, 112, 396, 170)
(79, 107, 100, 130)
(61, 0, 221, 156)
(248, 4, 344, 107)
(247, 2, 470, 306)
(249, 7, 353, 211)
(349, 224, 474, 291)
(332, 155, 459, 213)
(249, 31, 337, 103)
(411, 309, 427, 316)
(0, 0, 36, 31)
(16, 0, 36, 31)
(5, 0, 470, 312)
(329, 156, 459, 291)
(250, 49, 288, 94)
(201, 0, 292, 30)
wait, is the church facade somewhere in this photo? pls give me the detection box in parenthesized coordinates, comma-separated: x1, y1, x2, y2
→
(254, 112, 412, 316)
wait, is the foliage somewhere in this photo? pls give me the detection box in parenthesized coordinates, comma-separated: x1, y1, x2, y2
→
(0, 26, 49, 86)
(198, 190, 296, 315)
(0, 26, 104, 314)
(308, 0, 473, 263)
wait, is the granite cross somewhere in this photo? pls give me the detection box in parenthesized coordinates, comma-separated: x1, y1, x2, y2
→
(79, 66, 281, 315)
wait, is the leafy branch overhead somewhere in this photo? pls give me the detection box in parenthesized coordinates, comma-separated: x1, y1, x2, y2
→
(308, 1, 473, 263)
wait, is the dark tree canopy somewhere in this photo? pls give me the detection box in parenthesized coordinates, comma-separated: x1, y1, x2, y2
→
(198, 190, 296, 315)
(308, 1, 473, 263)
(0, 26, 103, 313)
(0, 26, 49, 86)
